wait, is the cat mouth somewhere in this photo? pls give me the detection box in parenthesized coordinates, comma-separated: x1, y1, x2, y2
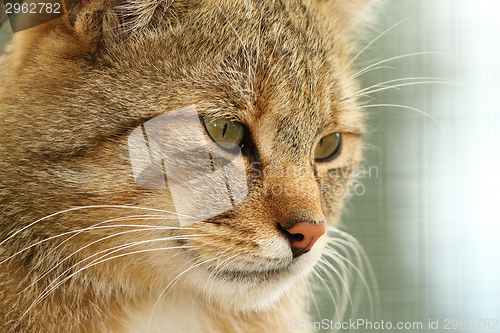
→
(215, 267, 290, 281)
(206, 257, 305, 282)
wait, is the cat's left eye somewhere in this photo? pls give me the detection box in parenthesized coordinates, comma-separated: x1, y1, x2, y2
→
(203, 116, 245, 150)
(314, 133, 342, 162)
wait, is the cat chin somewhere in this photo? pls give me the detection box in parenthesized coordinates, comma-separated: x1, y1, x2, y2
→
(182, 245, 324, 312)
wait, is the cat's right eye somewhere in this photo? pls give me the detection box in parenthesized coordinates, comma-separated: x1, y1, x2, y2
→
(203, 116, 245, 150)
(314, 133, 342, 162)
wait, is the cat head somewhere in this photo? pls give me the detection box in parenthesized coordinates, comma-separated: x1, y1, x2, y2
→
(0, 0, 371, 315)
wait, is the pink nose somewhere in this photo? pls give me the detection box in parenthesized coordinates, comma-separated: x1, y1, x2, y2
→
(287, 221, 326, 257)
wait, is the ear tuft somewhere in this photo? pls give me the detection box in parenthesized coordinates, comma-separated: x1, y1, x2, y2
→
(111, 0, 175, 33)
(67, 0, 146, 52)
(69, 0, 176, 38)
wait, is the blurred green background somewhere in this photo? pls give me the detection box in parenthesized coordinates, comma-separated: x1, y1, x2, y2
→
(1, 0, 499, 332)
(0, 18, 10, 46)
(337, 0, 500, 331)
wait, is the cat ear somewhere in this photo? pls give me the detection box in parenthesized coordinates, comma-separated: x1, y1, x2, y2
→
(68, 0, 135, 42)
(313, 0, 379, 31)
(9, 0, 159, 57)
(67, 0, 178, 49)
(3, 0, 177, 68)
(68, 0, 176, 34)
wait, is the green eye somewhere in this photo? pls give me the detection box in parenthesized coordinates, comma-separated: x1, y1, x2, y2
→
(314, 133, 342, 161)
(203, 116, 245, 150)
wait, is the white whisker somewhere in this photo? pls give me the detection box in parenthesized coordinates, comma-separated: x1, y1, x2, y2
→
(348, 14, 416, 69)
(310, 267, 341, 320)
(358, 80, 466, 97)
(351, 65, 396, 78)
(305, 275, 322, 322)
(1, 216, 192, 265)
(317, 256, 352, 305)
(148, 255, 220, 330)
(360, 103, 447, 134)
(206, 248, 237, 294)
(327, 227, 380, 319)
(0, 205, 194, 247)
(17, 244, 195, 329)
(204, 250, 239, 320)
(356, 76, 458, 94)
(20, 231, 202, 296)
(351, 51, 460, 80)
(365, 121, 403, 159)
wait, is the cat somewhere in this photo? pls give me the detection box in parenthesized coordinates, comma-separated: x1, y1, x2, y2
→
(0, 0, 374, 332)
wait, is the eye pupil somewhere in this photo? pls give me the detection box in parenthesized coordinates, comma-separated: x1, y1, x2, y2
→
(314, 133, 342, 161)
(222, 122, 228, 138)
(203, 116, 245, 150)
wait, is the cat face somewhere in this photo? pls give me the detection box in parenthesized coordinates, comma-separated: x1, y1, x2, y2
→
(0, 0, 368, 324)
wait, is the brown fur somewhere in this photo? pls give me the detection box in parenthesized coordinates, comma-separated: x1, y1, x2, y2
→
(0, 0, 372, 332)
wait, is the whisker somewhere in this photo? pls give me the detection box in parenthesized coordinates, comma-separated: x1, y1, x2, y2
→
(360, 103, 447, 135)
(323, 241, 356, 282)
(322, 247, 363, 319)
(357, 76, 459, 94)
(319, 249, 357, 317)
(365, 121, 403, 159)
(317, 255, 350, 298)
(305, 274, 322, 322)
(0, 205, 195, 247)
(351, 51, 460, 80)
(348, 14, 416, 69)
(205, 248, 238, 314)
(203, 251, 240, 323)
(20, 231, 203, 296)
(315, 262, 351, 325)
(350, 65, 396, 78)
(310, 267, 341, 320)
(1, 216, 191, 265)
(18, 244, 196, 329)
(148, 255, 221, 327)
(358, 80, 466, 97)
(327, 227, 380, 319)
(301, 274, 312, 315)
(317, 256, 353, 305)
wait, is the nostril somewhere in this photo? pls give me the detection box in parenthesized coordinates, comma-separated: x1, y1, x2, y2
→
(291, 233, 304, 242)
